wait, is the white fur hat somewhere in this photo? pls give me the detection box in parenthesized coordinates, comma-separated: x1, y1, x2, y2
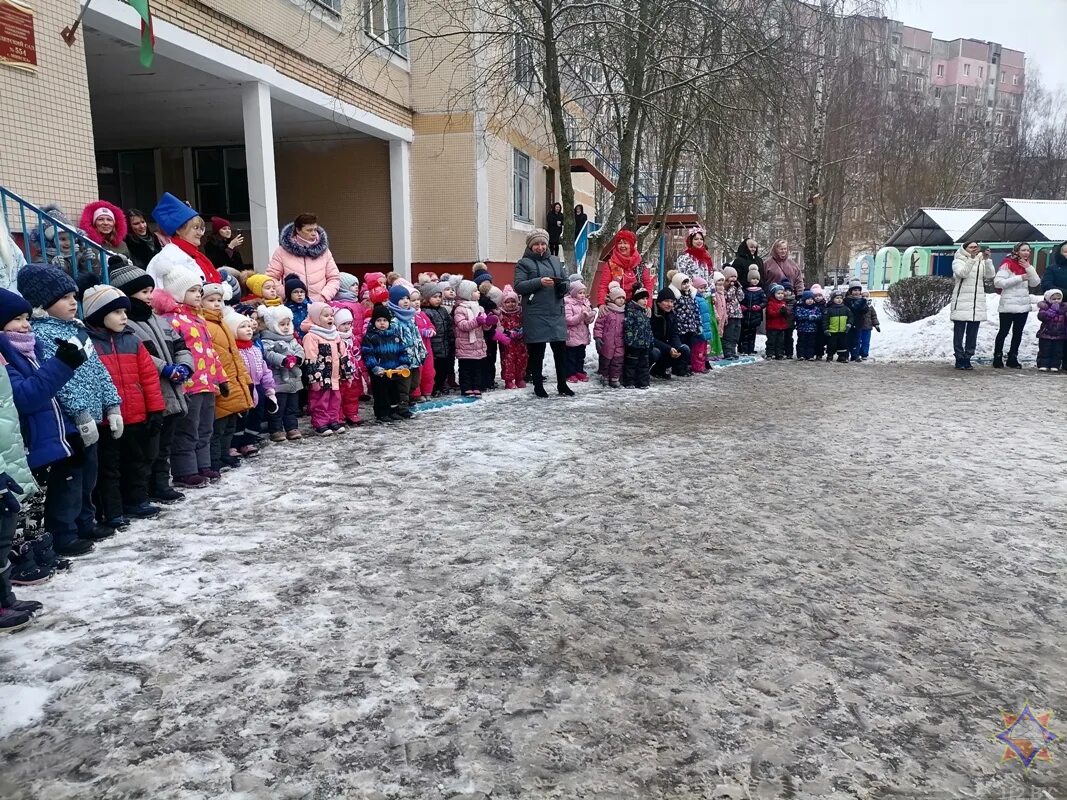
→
(148, 260, 203, 303)
(257, 303, 293, 334)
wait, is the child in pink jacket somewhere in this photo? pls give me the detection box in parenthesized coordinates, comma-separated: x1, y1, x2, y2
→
(411, 288, 437, 401)
(334, 308, 363, 426)
(593, 281, 626, 388)
(564, 281, 596, 382)
(453, 280, 491, 397)
(302, 302, 353, 435)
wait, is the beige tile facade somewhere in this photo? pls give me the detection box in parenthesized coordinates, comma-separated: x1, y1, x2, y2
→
(0, 0, 98, 221)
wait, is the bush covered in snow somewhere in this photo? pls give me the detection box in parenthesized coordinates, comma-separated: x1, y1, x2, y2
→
(885, 276, 956, 323)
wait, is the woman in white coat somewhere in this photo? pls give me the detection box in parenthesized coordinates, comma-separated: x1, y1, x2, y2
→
(950, 241, 995, 370)
(991, 241, 1040, 369)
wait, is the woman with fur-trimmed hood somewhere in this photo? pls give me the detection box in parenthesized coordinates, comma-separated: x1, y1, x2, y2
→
(267, 212, 340, 303)
(79, 200, 129, 258)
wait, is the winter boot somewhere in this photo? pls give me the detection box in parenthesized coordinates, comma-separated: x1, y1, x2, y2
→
(1006, 354, 1022, 369)
(54, 537, 94, 557)
(270, 431, 287, 443)
(173, 473, 209, 489)
(992, 354, 1004, 369)
(961, 357, 974, 370)
(533, 380, 549, 398)
(9, 543, 51, 586)
(30, 532, 68, 574)
(124, 503, 161, 519)
(505, 380, 516, 389)
(149, 484, 185, 504)
(0, 606, 31, 633)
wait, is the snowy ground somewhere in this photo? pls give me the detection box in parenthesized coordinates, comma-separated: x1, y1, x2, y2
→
(1, 358, 1066, 800)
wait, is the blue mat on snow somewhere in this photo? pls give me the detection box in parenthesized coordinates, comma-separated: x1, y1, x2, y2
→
(412, 396, 479, 412)
(711, 356, 759, 369)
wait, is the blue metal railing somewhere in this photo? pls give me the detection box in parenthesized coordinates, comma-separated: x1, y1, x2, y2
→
(1, 186, 113, 283)
(575, 219, 602, 273)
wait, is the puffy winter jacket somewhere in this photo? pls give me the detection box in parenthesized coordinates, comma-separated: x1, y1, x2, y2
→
(423, 305, 455, 359)
(593, 303, 625, 359)
(741, 286, 766, 325)
(202, 308, 253, 417)
(950, 247, 995, 322)
(362, 325, 410, 373)
(453, 301, 488, 360)
(86, 327, 166, 425)
(1041, 245, 1067, 294)
(695, 294, 714, 343)
(651, 308, 683, 350)
(0, 352, 38, 501)
(31, 314, 121, 423)
(564, 295, 595, 346)
(267, 224, 340, 302)
(1037, 300, 1067, 340)
(260, 330, 305, 394)
(286, 299, 310, 341)
(793, 303, 824, 334)
(0, 333, 76, 469)
(765, 298, 792, 332)
(125, 300, 194, 417)
(303, 329, 352, 390)
(993, 258, 1040, 314)
(150, 290, 226, 396)
(724, 284, 744, 319)
(237, 343, 276, 406)
(824, 303, 854, 334)
(624, 302, 653, 349)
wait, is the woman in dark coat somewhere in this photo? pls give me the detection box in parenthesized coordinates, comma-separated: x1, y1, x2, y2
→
(573, 205, 588, 243)
(203, 217, 246, 272)
(124, 209, 164, 269)
(546, 203, 565, 257)
(513, 228, 574, 398)
(731, 238, 762, 284)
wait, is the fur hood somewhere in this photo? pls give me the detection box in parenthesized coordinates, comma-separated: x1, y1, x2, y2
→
(79, 200, 127, 248)
(279, 222, 330, 259)
(150, 287, 179, 315)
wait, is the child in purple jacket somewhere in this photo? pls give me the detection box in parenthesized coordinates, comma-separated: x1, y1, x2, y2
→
(1036, 289, 1066, 372)
(593, 282, 626, 388)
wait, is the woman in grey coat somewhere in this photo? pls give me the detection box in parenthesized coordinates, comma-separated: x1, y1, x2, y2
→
(513, 229, 575, 398)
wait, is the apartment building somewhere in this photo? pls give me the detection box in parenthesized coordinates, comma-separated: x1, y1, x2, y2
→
(0, 0, 595, 278)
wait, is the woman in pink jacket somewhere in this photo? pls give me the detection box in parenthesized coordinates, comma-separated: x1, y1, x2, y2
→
(267, 213, 340, 303)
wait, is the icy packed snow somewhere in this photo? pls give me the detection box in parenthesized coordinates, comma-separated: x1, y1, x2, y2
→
(0, 352, 1065, 799)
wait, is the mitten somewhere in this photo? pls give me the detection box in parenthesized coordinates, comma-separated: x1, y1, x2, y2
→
(476, 313, 488, 325)
(876, 326, 881, 333)
(373, 367, 385, 376)
(161, 363, 189, 383)
(282, 355, 298, 369)
(484, 313, 499, 327)
(75, 411, 99, 447)
(106, 406, 124, 439)
(266, 393, 279, 415)
(493, 330, 510, 346)
(0, 472, 23, 514)
(753, 305, 762, 312)
(219, 382, 230, 398)
(54, 338, 88, 369)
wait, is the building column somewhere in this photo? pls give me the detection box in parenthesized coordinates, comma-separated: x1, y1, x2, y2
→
(242, 81, 279, 270)
(389, 139, 412, 279)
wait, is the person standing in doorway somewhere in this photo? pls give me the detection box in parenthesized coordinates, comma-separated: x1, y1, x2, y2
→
(547, 203, 565, 257)
(992, 242, 1039, 369)
(949, 241, 995, 370)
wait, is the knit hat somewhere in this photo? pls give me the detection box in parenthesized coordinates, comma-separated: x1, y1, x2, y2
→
(848, 279, 863, 291)
(92, 206, 116, 225)
(245, 273, 275, 298)
(369, 285, 389, 304)
(219, 308, 249, 338)
(201, 282, 231, 301)
(781, 278, 793, 291)
(308, 302, 332, 327)
(258, 303, 293, 334)
(568, 280, 587, 297)
(810, 283, 825, 297)
(656, 287, 676, 304)
(109, 258, 155, 296)
(723, 266, 738, 280)
(832, 287, 847, 298)
(769, 283, 785, 296)
(339, 272, 359, 292)
(149, 258, 204, 303)
(388, 284, 411, 305)
(502, 284, 520, 305)
(800, 290, 814, 301)
(712, 271, 725, 283)
(210, 216, 231, 233)
(691, 275, 708, 290)
(525, 229, 550, 249)
(1045, 288, 1063, 303)
(334, 308, 354, 328)
(82, 282, 131, 327)
(747, 265, 761, 283)
(284, 273, 307, 301)
(568, 272, 583, 285)
(457, 279, 479, 301)
(669, 272, 690, 297)
(17, 263, 78, 310)
(0, 288, 32, 328)
(371, 303, 392, 324)
(420, 281, 442, 301)
(151, 192, 199, 236)
(631, 284, 650, 303)
(607, 282, 626, 303)
(472, 264, 493, 287)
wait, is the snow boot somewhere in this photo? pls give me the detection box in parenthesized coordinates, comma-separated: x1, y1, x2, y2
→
(992, 354, 1004, 369)
(533, 380, 549, 398)
(54, 537, 94, 557)
(174, 473, 209, 489)
(9, 543, 51, 586)
(149, 484, 185, 504)
(0, 607, 31, 633)
(124, 503, 161, 519)
(270, 431, 287, 443)
(1006, 355, 1022, 369)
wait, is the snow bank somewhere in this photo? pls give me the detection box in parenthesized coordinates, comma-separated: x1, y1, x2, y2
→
(873, 295, 1042, 364)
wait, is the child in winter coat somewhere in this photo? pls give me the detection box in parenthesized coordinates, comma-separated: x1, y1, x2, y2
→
(721, 267, 744, 359)
(17, 264, 123, 550)
(421, 282, 454, 396)
(765, 283, 792, 360)
(386, 285, 428, 413)
(0, 288, 94, 558)
(257, 305, 304, 440)
(453, 280, 491, 397)
(854, 289, 880, 361)
(111, 260, 193, 503)
(690, 277, 719, 373)
(202, 284, 254, 468)
(739, 267, 766, 356)
(333, 307, 364, 425)
(149, 261, 227, 488)
(809, 284, 828, 360)
(669, 273, 703, 368)
(496, 284, 527, 390)
(476, 277, 502, 391)
(564, 281, 596, 382)
(712, 273, 728, 341)
(361, 304, 411, 422)
(843, 281, 869, 362)
(623, 285, 653, 388)
(1036, 289, 1066, 371)
(410, 289, 437, 402)
(285, 274, 311, 341)
(793, 291, 825, 361)
(594, 282, 626, 387)
(245, 274, 283, 308)
(303, 302, 353, 435)
(81, 281, 166, 527)
(780, 279, 797, 359)
(228, 311, 277, 454)
(824, 290, 855, 363)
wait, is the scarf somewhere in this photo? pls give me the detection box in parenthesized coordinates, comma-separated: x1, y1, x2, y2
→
(236, 338, 254, 349)
(1003, 256, 1028, 276)
(609, 247, 642, 279)
(128, 297, 152, 322)
(172, 237, 222, 284)
(309, 324, 338, 341)
(263, 297, 282, 307)
(3, 330, 37, 359)
(685, 246, 712, 268)
(388, 300, 416, 324)
(607, 302, 625, 314)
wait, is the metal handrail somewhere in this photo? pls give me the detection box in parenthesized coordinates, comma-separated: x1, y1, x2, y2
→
(1, 186, 114, 283)
(575, 219, 602, 272)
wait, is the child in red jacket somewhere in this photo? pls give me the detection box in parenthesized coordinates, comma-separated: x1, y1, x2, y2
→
(765, 283, 792, 361)
(82, 282, 166, 526)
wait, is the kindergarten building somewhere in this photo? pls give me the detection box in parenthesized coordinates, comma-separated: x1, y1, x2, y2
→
(0, 0, 598, 279)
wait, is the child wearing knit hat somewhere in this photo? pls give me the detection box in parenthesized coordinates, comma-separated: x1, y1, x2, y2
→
(410, 288, 437, 403)
(244, 274, 282, 307)
(386, 284, 428, 414)
(284, 274, 311, 340)
(497, 284, 527, 389)
(361, 304, 411, 422)
(452, 279, 491, 397)
(623, 283, 653, 388)
(303, 302, 354, 434)
(721, 266, 744, 360)
(593, 282, 626, 387)
(564, 280, 595, 382)
(689, 276, 718, 373)
(421, 281, 455, 396)
(1036, 289, 1066, 371)
(201, 283, 253, 470)
(226, 310, 277, 454)
(83, 281, 166, 526)
(477, 281, 502, 392)
(257, 305, 305, 440)
(739, 271, 767, 356)
(333, 306, 364, 426)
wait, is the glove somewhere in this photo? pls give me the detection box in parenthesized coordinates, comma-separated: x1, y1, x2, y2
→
(876, 326, 881, 333)
(161, 363, 190, 383)
(476, 313, 488, 325)
(373, 367, 385, 377)
(282, 355, 298, 369)
(485, 313, 499, 327)
(75, 412, 99, 447)
(54, 338, 88, 369)
(266, 393, 279, 415)
(146, 411, 164, 435)
(219, 382, 230, 398)
(493, 330, 511, 346)
(0, 472, 23, 514)
(752, 305, 762, 312)
(107, 407, 124, 439)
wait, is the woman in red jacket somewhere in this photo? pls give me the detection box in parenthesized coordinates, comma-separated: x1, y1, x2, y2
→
(593, 230, 656, 308)
(81, 282, 166, 526)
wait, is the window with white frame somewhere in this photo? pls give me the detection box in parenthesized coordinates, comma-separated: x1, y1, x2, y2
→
(902, 52, 909, 67)
(514, 34, 535, 91)
(1001, 72, 1006, 83)
(996, 111, 1003, 124)
(960, 85, 968, 99)
(920, 55, 927, 69)
(364, 0, 407, 56)
(513, 149, 531, 222)
(978, 66, 984, 78)
(936, 63, 944, 77)
(1012, 74, 1019, 85)
(312, 0, 341, 14)
(963, 63, 970, 76)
